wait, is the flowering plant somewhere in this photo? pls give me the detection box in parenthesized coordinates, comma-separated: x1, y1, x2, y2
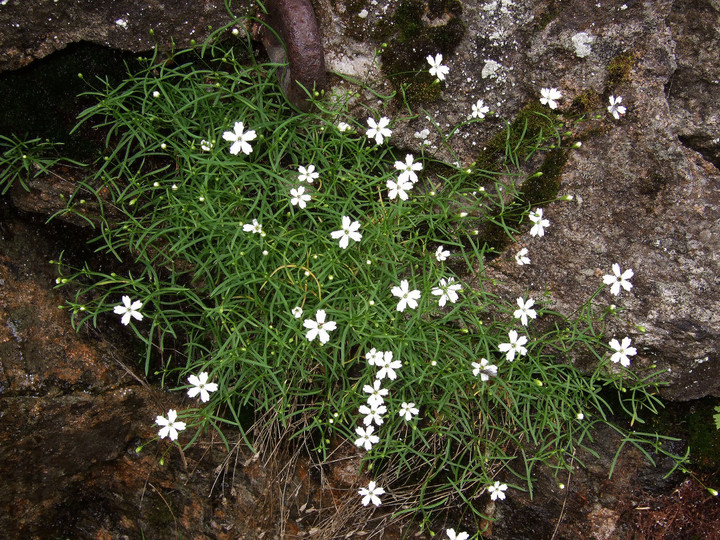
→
(47, 24, 687, 533)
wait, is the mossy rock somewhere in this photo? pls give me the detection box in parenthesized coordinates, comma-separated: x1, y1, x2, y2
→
(379, 0, 466, 104)
(606, 51, 635, 89)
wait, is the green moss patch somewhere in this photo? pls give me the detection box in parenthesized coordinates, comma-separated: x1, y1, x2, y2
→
(379, 0, 466, 104)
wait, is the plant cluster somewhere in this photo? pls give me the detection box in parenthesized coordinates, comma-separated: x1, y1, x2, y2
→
(0, 16, 689, 536)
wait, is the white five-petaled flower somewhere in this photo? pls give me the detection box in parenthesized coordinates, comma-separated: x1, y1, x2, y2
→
(359, 402, 387, 426)
(113, 296, 144, 326)
(363, 379, 389, 407)
(472, 358, 498, 381)
(394, 154, 423, 183)
(431, 277, 462, 307)
(331, 216, 362, 249)
(528, 208, 550, 237)
(498, 330, 528, 362)
(222, 121, 257, 155)
(471, 99, 490, 119)
(354, 425, 380, 451)
(156, 409, 186, 441)
(391, 279, 421, 312)
(602, 263, 634, 296)
(297, 164, 319, 183)
(515, 247, 531, 265)
(200, 139, 214, 151)
(427, 53, 450, 81)
(366, 348, 384, 366)
(435, 245, 450, 262)
(303, 309, 337, 344)
(242, 219, 263, 235)
(398, 402, 419, 421)
(290, 186, 311, 209)
(513, 297, 537, 326)
(358, 480, 385, 506)
(609, 336, 636, 367)
(387, 177, 414, 201)
(375, 351, 402, 381)
(291, 306, 303, 319)
(187, 372, 219, 402)
(607, 95, 627, 119)
(366, 116, 392, 145)
(446, 529, 470, 540)
(487, 480, 508, 501)
(539, 87, 562, 109)
(337, 121, 351, 132)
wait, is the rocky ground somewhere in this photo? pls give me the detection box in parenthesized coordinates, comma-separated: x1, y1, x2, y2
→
(2, 0, 720, 538)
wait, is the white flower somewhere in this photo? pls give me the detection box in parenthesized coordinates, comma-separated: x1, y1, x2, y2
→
(187, 372, 219, 402)
(539, 87, 562, 109)
(446, 529, 470, 540)
(358, 480, 385, 506)
(337, 121, 351, 132)
(297, 164, 319, 183)
(472, 358, 498, 381)
(387, 177, 414, 200)
(607, 95, 627, 119)
(291, 306, 303, 319)
(431, 277, 462, 307)
(303, 309, 337, 344)
(602, 263, 634, 296)
(222, 121, 257, 155)
(366, 348, 383, 366)
(427, 53, 449, 81)
(359, 403, 387, 426)
(363, 379, 389, 407)
(394, 154, 424, 184)
(577, 412, 584, 420)
(290, 186, 311, 209)
(330, 216, 362, 249)
(435, 245, 450, 262)
(498, 330, 528, 362)
(487, 480, 508, 501)
(513, 297, 537, 326)
(152, 90, 160, 98)
(200, 139, 213, 151)
(366, 116, 392, 145)
(375, 351, 402, 380)
(242, 219, 263, 234)
(528, 208, 550, 237)
(609, 336, 637, 367)
(515, 247, 531, 265)
(398, 402, 419, 421)
(113, 296, 143, 326)
(391, 279, 421, 312)
(156, 409, 186, 441)
(358, 8, 369, 18)
(414, 128, 430, 140)
(471, 99, 490, 119)
(354, 425, 380, 451)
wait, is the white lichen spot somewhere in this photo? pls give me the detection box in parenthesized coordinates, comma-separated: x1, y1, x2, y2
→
(481, 60, 502, 79)
(571, 32, 594, 58)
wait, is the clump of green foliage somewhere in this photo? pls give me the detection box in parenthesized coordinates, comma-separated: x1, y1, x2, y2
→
(0, 15, 687, 535)
(0, 135, 81, 194)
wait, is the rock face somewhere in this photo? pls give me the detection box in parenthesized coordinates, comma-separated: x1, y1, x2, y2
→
(0, 0, 237, 73)
(317, 0, 720, 400)
(2, 0, 720, 537)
